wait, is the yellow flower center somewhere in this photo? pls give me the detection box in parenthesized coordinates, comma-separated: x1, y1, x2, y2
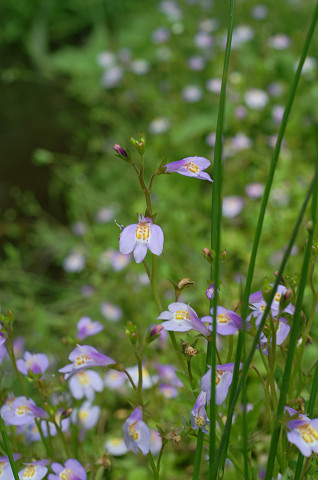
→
(59, 468, 72, 480)
(23, 466, 36, 478)
(297, 423, 318, 444)
(136, 222, 150, 241)
(111, 438, 122, 446)
(275, 293, 281, 302)
(79, 410, 89, 422)
(217, 313, 230, 324)
(174, 310, 190, 321)
(185, 161, 199, 173)
(78, 371, 91, 385)
(195, 415, 205, 426)
(16, 405, 30, 416)
(76, 354, 91, 366)
(0, 462, 4, 475)
(128, 422, 139, 441)
(216, 369, 224, 385)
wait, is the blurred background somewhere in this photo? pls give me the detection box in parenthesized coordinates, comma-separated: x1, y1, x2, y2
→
(0, 0, 317, 354)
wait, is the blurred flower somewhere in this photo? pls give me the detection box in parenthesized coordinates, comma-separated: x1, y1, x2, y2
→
(245, 182, 264, 199)
(267, 82, 284, 97)
(268, 34, 291, 50)
(206, 78, 222, 94)
(126, 365, 157, 390)
(287, 416, 318, 457)
(231, 25, 254, 48)
(194, 31, 213, 49)
(77, 317, 104, 340)
(71, 222, 87, 236)
(201, 363, 242, 405)
(222, 196, 244, 218)
(16, 352, 49, 377)
(101, 66, 123, 89)
(159, 383, 178, 398)
(81, 285, 95, 297)
(202, 307, 243, 336)
(148, 117, 170, 134)
(99, 249, 131, 271)
(59, 345, 115, 380)
(97, 51, 116, 68)
(72, 401, 101, 431)
(18, 461, 48, 480)
(187, 55, 206, 71)
(48, 459, 86, 480)
(1, 396, 48, 426)
(156, 364, 183, 387)
(104, 369, 126, 389)
(299, 56, 317, 75)
(63, 251, 85, 273)
(150, 430, 162, 455)
(272, 105, 285, 124)
(100, 302, 123, 322)
(198, 18, 219, 32)
(181, 85, 203, 102)
(245, 88, 268, 109)
(191, 391, 209, 434)
(69, 370, 104, 401)
(131, 59, 150, 75)
(119, 215, 164, 264)
(271, 188, 290, 207)
(94, 207, 115, 223)
(165, 156, 212, 182)
(251, 4, 268, 20)
(235, 105, 247, 119)
(123, 407, 151, 455)
(151, 27, 171, 44)
(105, 437, 128, 456)
(158, 0, 182, 20)
(205, 132, 216, 147)
(225, 134, 252, 156)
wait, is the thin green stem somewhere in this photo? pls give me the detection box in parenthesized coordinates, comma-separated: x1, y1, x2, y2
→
(147, 451, 159, 480)
(53, 419, 72, 458)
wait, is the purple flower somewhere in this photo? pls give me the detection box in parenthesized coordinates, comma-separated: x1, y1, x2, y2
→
(0, 455, 21, 480)
(248, 285, 294, 325)
(59, 345, 115, 380)
(123, 407, 151, 455)
(119, 215, 164, 263)
(164, 156, 213, 182)
(287, 417, 318, 456)
(191, 391, 210, 434)
(258, 318, 290, 355)
(201, 363, 242, 405)
(77, 317, 104, 340)
(18, 460, 48, 480)
(1, 396, 48, 426)
(205, 282, 217, 300)
(16, 352, 49, 377)
(48, 459, 87, 480)
(202, 307, 243, 335)
(159, 383, 178, 398)
(71, 401, 101, 431)
(158, 302, 210, 335)
(104, 369, 127, 390)
(69, 370, 104, 401)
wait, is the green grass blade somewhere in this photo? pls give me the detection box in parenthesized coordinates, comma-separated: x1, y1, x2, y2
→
(215, 2, 318, 473)
(0, 416, 20, 480)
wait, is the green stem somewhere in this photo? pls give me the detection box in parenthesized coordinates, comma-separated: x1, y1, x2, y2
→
(0, 416, 20, 480)
(53, 419, 72, 458)
(147, 451, 159, 480)
(151, 255, 162, 312)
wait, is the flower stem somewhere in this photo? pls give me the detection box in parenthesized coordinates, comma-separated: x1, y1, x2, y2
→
(0, 416, 19, 480)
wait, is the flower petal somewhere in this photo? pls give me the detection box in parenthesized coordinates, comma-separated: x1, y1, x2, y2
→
(149, 225, 164, 256)
(119, 224, 137, 254)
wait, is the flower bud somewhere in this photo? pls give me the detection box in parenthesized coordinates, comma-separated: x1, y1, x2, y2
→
(149, 324, 164, 339)
(113, 144, 128, 157)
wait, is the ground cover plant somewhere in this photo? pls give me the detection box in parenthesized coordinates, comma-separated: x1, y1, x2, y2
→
(1, 0, 318, 478)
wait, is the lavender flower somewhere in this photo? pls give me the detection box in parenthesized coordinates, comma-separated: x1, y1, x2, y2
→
(0, 455, 21, 480)
(202, 307, 243, 335)
(48, 459, 87, 480)
(158, 302, 210, 335)
(164, 157, 212, 182)
(59, 345, 115, 380)
(1, 396, 48, 426)
(258, 318, 290, 355)
(123, 407, 151, 455)
(69, 370, 104, 401)
(287, 417, 318, 456)
(16, 352, 49, 377)
(105, 437, 128, 456)
(71, 401, 101, 431)
(18, 461, 48, 480)
(104, 369, 127, 390)
(119, 215, 164, 263)
(248, 285, 294, 325)
(77, 317, 104, 340)
(191, 391, 210, 434)
(201, 363, 242, 405)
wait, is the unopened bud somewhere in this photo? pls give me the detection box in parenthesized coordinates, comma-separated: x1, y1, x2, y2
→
(149, 324, 164, 339)
(203, 247, 212, 258)
(113, 144, 128, 157)
(220, 249, 227, 260)
(280, 288, 292, 310)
